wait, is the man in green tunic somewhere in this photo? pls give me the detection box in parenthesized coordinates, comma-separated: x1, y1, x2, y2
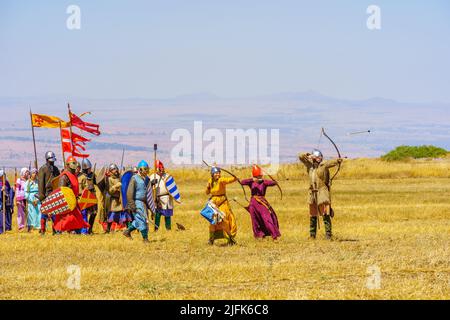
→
(299, 149, 343, 239)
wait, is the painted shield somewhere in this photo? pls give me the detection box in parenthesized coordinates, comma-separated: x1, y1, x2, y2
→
(146, 181, 156, 214)
(121, 170, 134, 210)
(41, 187, 77, 216)
(51, 176, 60, 192)
(200, 201, 225, 225)
(165, 175, 181, 202)
(96, 167, 107, 193)
(78, 189, 98, 211)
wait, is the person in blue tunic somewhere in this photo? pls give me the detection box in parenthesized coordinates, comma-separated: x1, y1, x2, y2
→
(122, 160, 151, 243)
(24, 168, 41, 231)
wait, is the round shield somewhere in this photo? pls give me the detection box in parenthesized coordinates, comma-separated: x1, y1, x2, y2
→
(96, 166, 107, 192)
(41, 187, 77, 216)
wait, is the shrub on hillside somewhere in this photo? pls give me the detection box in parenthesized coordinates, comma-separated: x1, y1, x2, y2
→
(381, 145, 448, 161)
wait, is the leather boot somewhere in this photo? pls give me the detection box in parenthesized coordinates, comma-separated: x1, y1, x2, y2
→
(123, 229, 133, 239)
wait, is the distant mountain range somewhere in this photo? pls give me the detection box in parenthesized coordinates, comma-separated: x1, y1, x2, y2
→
(0, 91, 449, 168)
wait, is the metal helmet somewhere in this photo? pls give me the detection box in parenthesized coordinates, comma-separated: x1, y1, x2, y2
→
(81, 158, 92, 170)
(66, 156, 78, 170)
(45, 151, 56, 163)
(137, 160, 149, 169)
(155, 160, 165, 172)
(210, 166, 221, 176)
(109, 163, 119, 172)
(137, 160, 149, 175)
(312, 149, 323, 158)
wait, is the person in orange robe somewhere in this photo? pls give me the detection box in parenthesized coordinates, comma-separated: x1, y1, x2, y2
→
(205, 167, 239, 246)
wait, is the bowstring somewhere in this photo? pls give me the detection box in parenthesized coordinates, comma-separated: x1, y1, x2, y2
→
(316, 128, 323, 151)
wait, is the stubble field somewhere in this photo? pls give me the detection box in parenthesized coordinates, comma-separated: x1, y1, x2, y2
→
(0, 159, 449, 299)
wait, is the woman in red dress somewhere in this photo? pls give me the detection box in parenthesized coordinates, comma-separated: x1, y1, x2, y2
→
(240, 165, 281, 240)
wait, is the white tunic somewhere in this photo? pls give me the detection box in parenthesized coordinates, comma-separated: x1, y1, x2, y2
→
(149, 172, 173, 210)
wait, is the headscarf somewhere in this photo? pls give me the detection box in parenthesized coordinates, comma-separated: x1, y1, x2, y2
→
(20, 167, 30, 178)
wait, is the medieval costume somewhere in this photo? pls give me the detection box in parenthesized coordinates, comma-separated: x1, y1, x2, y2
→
(299, 150, 343, 239)
(0, 170, 14, 234)
(205, 167, 238, 245)
(106, 164, 131, 232)
(78, 159, 97, 234)
(38, 151, 60, 234)
(15, 167, 29, 231)
(52, 156, 90, 233)
(123, 160, 151, 242)
(149, 160, 181, 231)
(24, 168, 41, 231)
(240, 165, 281, 240)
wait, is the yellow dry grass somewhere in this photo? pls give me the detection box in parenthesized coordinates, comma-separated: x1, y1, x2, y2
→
(0, 158, 449, 300)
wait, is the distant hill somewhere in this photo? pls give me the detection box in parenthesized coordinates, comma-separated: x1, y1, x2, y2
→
(382, 145, 449, 161)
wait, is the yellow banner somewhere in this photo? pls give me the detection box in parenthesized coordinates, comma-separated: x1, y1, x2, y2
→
(31, 113, 70, 128)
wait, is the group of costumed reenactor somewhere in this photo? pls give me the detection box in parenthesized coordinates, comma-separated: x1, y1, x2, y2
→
(1, 145, 344, 244)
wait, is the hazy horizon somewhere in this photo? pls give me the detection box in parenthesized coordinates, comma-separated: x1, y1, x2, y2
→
(1, 91, 449, 168)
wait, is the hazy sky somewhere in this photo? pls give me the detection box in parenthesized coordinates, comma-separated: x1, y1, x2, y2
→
(1, 0, 449, 103)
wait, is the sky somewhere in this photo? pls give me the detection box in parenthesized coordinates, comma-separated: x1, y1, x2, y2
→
(1, 0, 450, 103)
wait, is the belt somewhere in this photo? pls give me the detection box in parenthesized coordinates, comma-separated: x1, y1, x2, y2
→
(210, 195, 228, 208)
(157, 193, 170, 198)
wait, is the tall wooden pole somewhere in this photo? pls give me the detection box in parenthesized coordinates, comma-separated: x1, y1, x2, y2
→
(29, 109, 38, 169)
(59, 121, 66, 166)
(2, 167, 6, 234)
(153, 144, 157, 175)
(67, 103, 74, 157)
(153, 144, 158, 220)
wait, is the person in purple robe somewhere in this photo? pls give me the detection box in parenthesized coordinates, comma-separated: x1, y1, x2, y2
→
(0, 169, 15, 234)
(239, 165, 281, 240)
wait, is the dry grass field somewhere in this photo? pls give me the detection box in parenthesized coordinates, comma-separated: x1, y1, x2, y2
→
(0, 158, 449, 300)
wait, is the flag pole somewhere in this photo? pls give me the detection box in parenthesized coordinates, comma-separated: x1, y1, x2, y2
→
(152, 144, 158, 222)
(59, 121, 66, 165)
(29, 109, 38, 169)
(67, 103, 74, 157)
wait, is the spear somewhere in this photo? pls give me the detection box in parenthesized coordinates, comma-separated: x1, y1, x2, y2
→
(2, 167, 6, 234)
(14, 168, 18, 231)
(152, 144, 158, 221)
(120, 148, 125, 173)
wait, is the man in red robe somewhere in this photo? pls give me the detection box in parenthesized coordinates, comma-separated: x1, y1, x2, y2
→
(53, 156, 90, 233)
